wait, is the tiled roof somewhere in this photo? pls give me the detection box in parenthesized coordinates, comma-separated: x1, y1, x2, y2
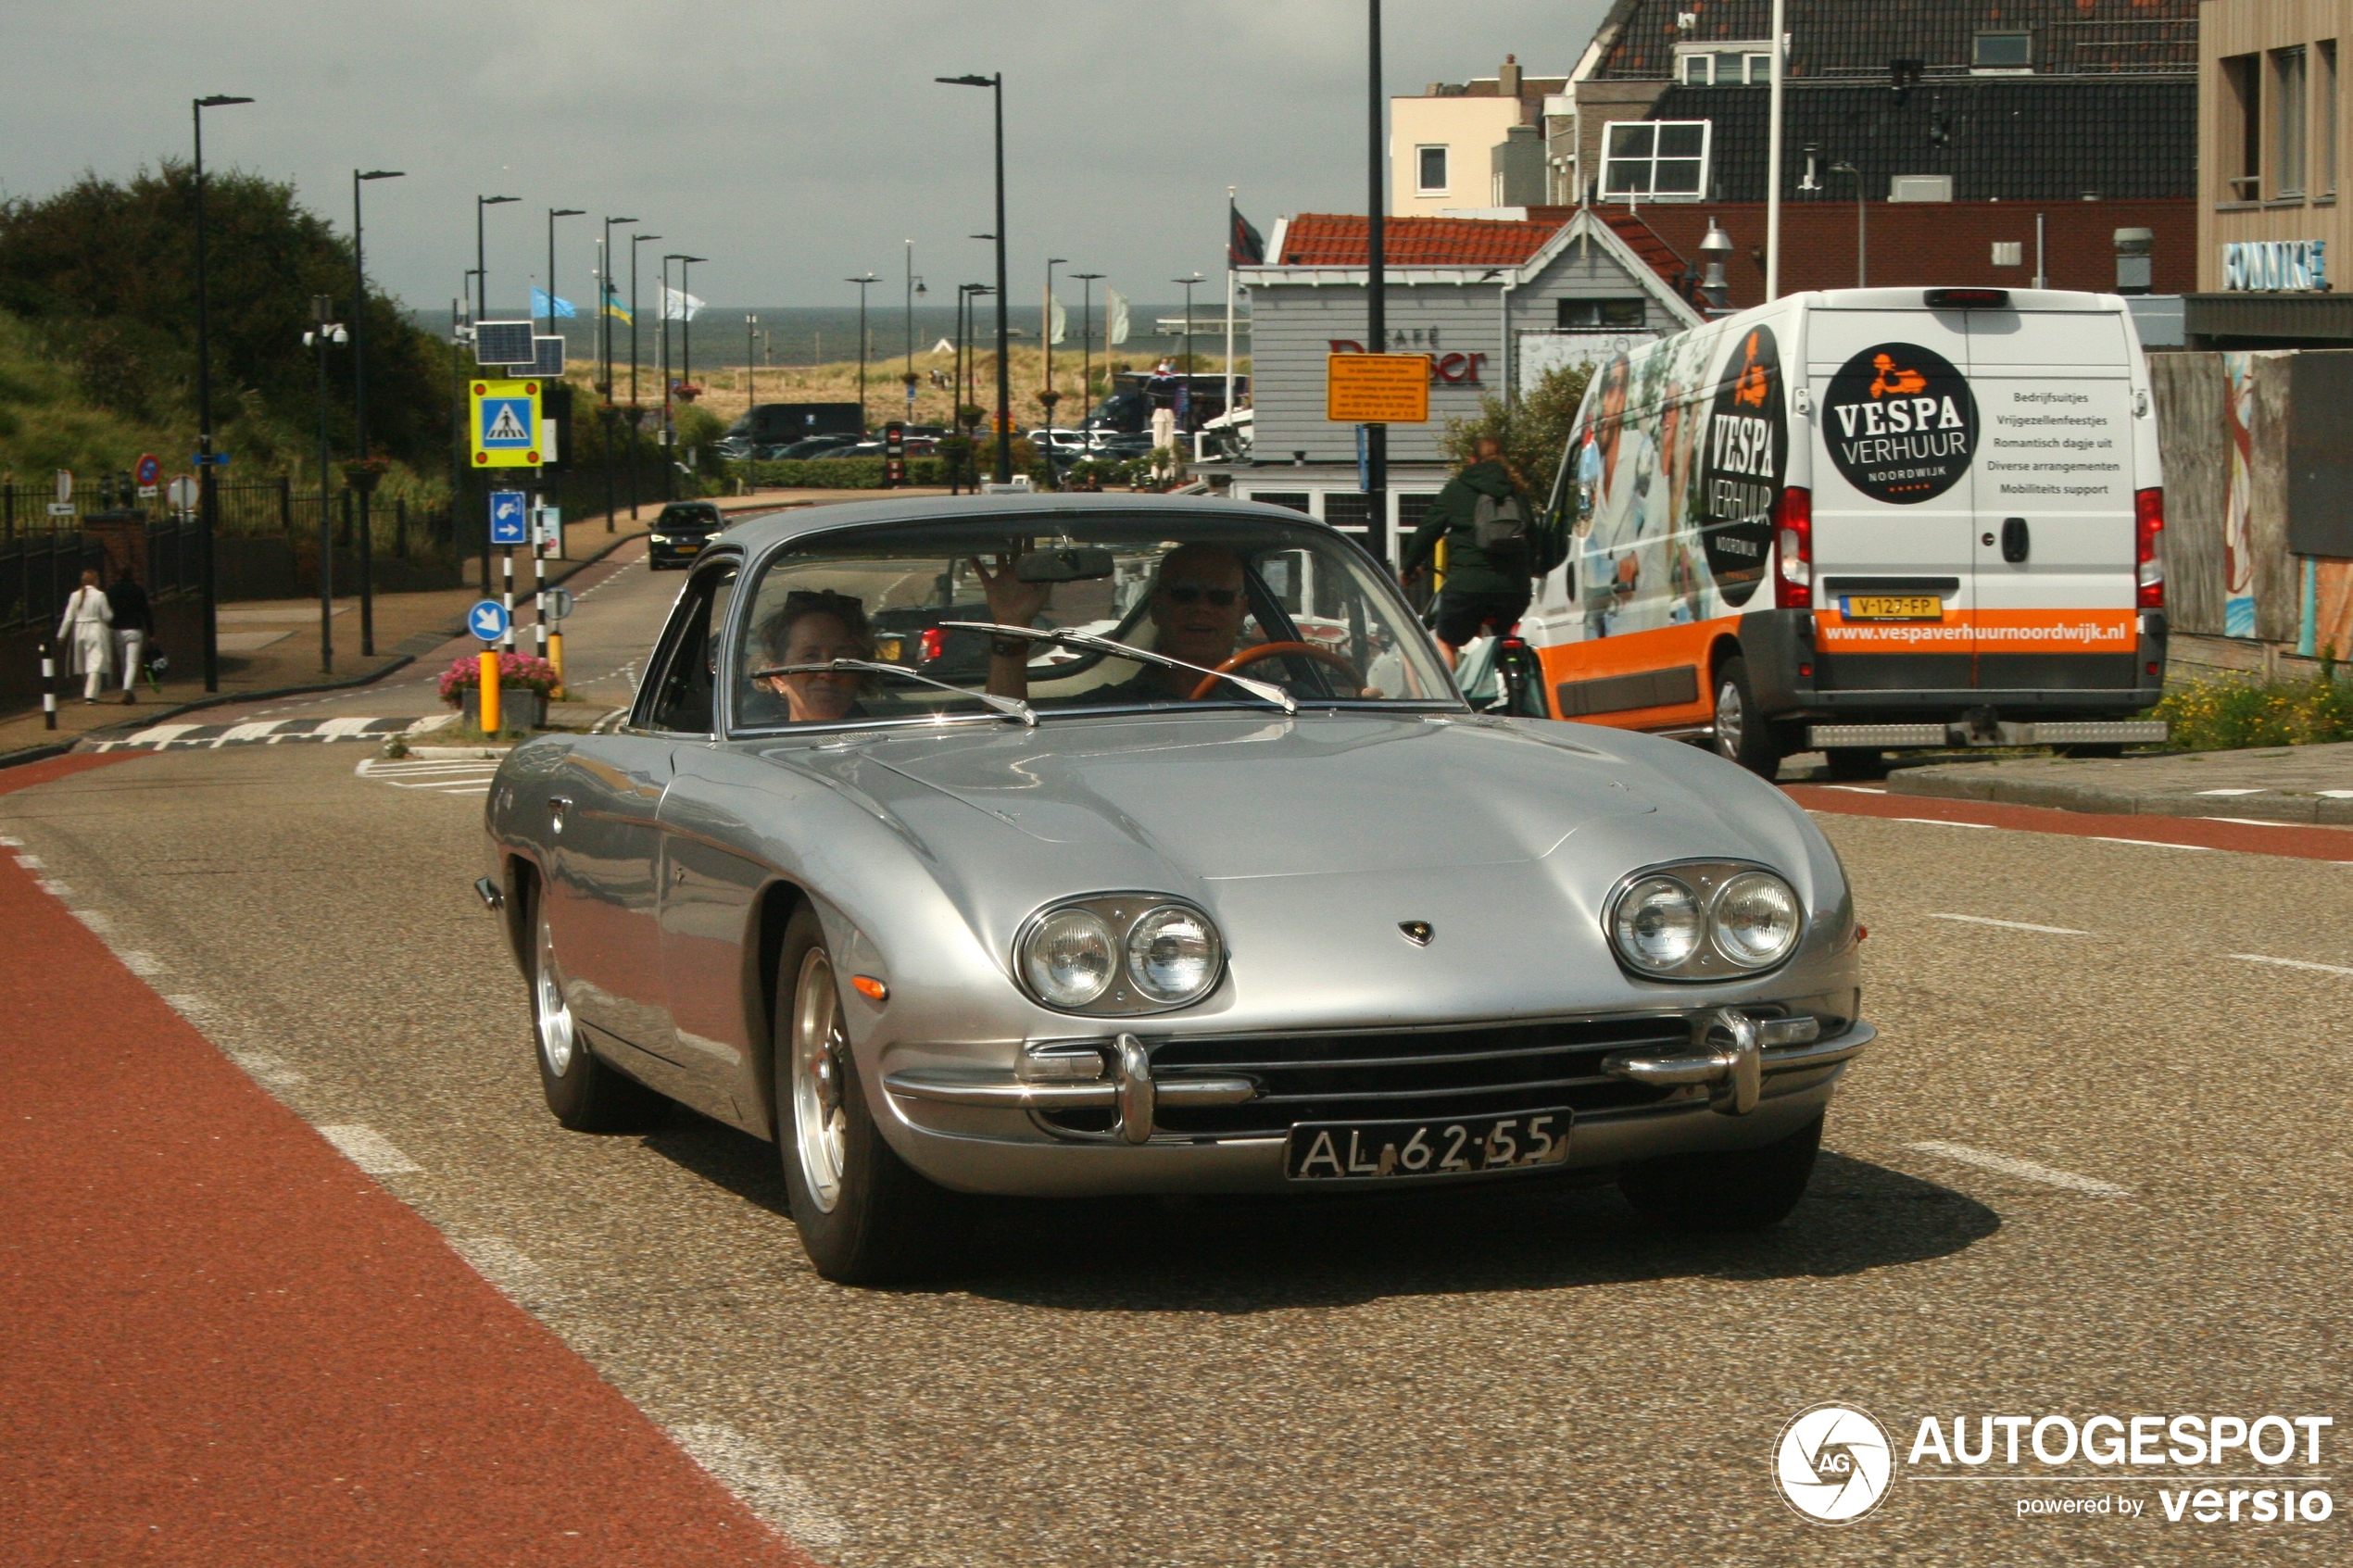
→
(1587, 0, 2196, 81)
(1658, 78, 2196, 201)
(1276, 215, 1562, 267)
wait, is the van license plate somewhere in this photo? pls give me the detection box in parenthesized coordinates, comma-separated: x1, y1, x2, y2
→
(1842, 595, 1944, 621)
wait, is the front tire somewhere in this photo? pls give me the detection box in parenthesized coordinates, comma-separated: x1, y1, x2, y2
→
(1712, 657, 1785, 780)
(531, 884, 669, 1133)
(774, 905, 956, 1285)
(1618, 1113, 1822, 1232)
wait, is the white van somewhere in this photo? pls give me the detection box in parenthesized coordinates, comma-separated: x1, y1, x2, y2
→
(1526, 286, 2168, 775)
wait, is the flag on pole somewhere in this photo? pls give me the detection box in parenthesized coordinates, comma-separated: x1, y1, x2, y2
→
(661, 285, 704, 322)
(1049, 294, 1067, 345)
(532, 286, 577, 319)
(1228, 200, 1266, 266)
(1106, 287, 1130, 345)
(600, 272, 632, 325)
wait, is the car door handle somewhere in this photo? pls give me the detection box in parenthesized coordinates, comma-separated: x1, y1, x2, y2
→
(547, 796, 573, 833)
(2000, 517, 2030, 563)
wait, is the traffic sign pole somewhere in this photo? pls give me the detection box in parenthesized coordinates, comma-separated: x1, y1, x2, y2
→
(501, 550, 515, 651)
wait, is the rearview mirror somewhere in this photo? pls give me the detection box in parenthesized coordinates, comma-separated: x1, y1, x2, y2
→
(1013, 546, 1116, 583)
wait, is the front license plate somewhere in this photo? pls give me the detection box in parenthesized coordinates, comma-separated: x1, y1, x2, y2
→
(1285, 1108, 1573, 1182)
(1842, 595, 1944, 621)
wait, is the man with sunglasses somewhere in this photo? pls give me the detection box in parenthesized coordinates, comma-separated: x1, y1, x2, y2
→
(977, 542, 1252, 704)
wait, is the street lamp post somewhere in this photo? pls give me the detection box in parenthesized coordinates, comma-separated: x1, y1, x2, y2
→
(937, 73, 1010, 483)
(1173, 271, 1203, 440)
(678, 254, 706, 420)
(746, 311, 759, 409)
(1071, 271, 1102, 431)
(1831, 161, 1867, 286)
(1365, 0, 1389, 557)
(305, 295, 347, 673)
(476, 194, 518, 326)
(904, 241, 926, 422)
(601, 216, 636, 531)
(351, 168, 402, 658)
(545, 207, 584, 341)
(660, 253, 686, 499)
(629, 233, 660, 520)
(1043, 257, 1067, 420)
(193, 93, 252, 693)
(845, 272, 877, 431)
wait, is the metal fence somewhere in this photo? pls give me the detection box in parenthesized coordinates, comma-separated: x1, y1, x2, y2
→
(0, 513, 205, 633)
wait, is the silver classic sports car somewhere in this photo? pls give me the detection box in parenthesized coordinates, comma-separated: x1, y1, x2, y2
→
(478, 495, 1872, 1283)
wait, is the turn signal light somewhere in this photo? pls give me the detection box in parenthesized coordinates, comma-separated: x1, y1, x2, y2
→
(2134, 488, 2165, 610)
(1774, 487, 1814, 610)
(851, 975, 890, 1003)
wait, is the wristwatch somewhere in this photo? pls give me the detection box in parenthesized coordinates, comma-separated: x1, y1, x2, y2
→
(989, 636, 1027, 658)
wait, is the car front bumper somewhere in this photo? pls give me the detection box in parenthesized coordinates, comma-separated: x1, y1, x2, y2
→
(876, 1014, 1873, 1198)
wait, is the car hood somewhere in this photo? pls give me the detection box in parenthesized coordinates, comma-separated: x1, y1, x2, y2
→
(852, 711, 1656, 878)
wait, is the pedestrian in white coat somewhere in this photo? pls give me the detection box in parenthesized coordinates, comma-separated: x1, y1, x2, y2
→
(57, 569, 113, 703)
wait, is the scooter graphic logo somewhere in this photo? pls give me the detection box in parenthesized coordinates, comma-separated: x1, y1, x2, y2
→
(1774, 1402, 1896, 1524)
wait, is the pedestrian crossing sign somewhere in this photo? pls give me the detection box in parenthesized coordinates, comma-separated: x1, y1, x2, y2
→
(469, 379, 543, 468)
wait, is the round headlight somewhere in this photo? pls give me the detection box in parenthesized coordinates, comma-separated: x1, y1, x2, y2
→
(1023, 908, 1116, 1008)
(1711, 872, 1802, 969)
(1612, 875, 1704, 973)
(1126, 905, 1222, 1005)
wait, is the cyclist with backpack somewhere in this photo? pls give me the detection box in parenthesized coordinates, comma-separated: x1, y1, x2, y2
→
(1400, 436, 1542, 671)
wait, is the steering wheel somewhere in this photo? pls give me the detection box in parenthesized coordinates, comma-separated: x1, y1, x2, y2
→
(1190, 640, 1361, 701)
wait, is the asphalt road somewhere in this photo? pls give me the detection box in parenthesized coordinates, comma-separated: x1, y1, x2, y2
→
(6, 541, 2347, 1564)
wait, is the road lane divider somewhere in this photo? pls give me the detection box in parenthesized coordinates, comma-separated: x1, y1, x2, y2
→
(1892, 817, 1995, 829)
(314, 1123, 422, 1175)
(1926, 913, 2089, 935)
(667, 1424, 850, 1554)
(1906, 1140, 2129, 1196)
(2229, 953, 2353, 977)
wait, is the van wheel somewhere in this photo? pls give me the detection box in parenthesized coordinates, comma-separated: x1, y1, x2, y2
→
(774, 905, 958, 1286)
(1712, 658, 1784, 780)
(1619, 1114, 1823, 1232)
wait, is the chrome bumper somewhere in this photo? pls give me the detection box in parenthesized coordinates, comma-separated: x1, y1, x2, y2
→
(886, 1033, 1253, 1146)
(1601, 1009, 1874, 1115)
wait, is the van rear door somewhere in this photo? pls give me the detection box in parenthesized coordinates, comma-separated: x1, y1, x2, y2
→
(1963, 307, 2139, 693)
(1806, 306, 1978, 691)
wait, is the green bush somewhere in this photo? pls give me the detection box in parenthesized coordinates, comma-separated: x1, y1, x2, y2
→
(741, 457, 953, 489)
(1439, 359, 1593, 506)
(2152, 659, 2353, 749)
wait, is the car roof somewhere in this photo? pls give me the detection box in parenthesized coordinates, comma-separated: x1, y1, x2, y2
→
(707, 492, 1350, 555)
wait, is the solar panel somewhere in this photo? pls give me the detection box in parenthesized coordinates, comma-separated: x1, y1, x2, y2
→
(525, 335, 568, 376)
(473, 320, 536, 366)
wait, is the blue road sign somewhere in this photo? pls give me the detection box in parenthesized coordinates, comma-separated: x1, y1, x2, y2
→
(468, 599, 511, 644)
(488, 490, 528, 546)
(479, 395, 535, 451)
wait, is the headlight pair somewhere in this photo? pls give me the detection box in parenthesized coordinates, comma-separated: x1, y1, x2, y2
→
(1018, 896, 1224, 1014)
(1605, 861, 1804, 980)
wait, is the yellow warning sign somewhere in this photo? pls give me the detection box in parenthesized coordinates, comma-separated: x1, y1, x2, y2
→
(469, 379, 544, 468)
(1326, 354, 1430, 424)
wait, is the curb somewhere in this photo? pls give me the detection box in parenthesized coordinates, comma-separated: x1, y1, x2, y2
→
(3, 530, 648, 771)
(1888, 767, 2353, 825)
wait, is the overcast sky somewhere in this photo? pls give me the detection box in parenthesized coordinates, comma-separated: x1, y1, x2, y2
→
(5, 0, 1607, 314)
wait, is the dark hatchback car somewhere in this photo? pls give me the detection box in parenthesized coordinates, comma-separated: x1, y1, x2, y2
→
(648, 502, 724, 570)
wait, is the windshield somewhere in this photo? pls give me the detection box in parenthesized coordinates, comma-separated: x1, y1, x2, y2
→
(661, 508, 721, 531)
(731, 511, 1456, 731)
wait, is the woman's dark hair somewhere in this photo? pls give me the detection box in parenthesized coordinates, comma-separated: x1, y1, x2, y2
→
(758, 589, 872, 663)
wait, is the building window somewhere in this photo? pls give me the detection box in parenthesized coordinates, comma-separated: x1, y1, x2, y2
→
(2275, 46, 2309, 199)
(2323, 41, 2339, 197)
(2222, 53, 2262, 201)
(1678, 45, 1772, 86)
(1558, 298, 1649, 328)
(1416, 144, 1449, 194)
(1600, 120, 1710, 200)
(1973, 31, 2032, 72)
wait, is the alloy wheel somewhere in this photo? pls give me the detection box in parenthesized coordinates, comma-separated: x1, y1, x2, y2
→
(534, 910, 576, 1077)
(1715, 679, 1743, 761)
(792, 947, 850, 1213)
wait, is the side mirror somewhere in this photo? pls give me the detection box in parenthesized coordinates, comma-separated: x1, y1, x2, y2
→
(1013, 546, 1117, 583)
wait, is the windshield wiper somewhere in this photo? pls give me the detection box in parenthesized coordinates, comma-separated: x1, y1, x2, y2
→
(938, 621, 1299, 714)
(746, 659, 1036, 726)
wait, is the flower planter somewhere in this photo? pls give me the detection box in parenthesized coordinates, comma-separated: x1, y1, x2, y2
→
(459, 688, 545, 734)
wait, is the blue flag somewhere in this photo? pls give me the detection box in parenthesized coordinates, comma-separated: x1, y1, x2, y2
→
(531, 286, 577, 320)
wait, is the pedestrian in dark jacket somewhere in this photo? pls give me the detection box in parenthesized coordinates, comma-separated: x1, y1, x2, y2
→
(1400, 437, 1533, 668)
(107, 567, 153, 704)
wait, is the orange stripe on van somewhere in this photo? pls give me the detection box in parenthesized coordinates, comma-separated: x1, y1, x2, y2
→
(1532, 618, 1728, 727)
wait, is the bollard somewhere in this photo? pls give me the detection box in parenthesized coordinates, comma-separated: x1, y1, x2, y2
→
(479, 649, 501, 736)
(41, 641, 57, 730)
(547, 631, 565, 701)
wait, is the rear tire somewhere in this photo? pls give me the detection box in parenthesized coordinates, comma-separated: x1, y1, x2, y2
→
(1618, 1114, 1823, 1232)
(530, 882, 669, 1134)
(1712, 657, 1785, 780)
(774, 904, 957, 1285)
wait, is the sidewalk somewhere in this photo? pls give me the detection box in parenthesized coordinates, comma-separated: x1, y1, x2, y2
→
(1888, 740, 2353, 824)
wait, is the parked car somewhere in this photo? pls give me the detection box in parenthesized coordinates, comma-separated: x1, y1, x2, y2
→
(772, 434, 862, 460)
(479, 495, 1871, 1284)
(1024, 428, 1092, 457)
(646, 500, 724, 570)
(1087, 430, 1153, 458)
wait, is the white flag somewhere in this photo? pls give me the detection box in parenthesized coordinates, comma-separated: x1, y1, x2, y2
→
(661, 284, 704, 322)
(1048, 294, 1067, 345)
(1106, 287, 1129, 346)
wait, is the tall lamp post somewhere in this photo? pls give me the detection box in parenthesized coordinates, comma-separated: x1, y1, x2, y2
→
(746, 311, 760, 409)
(1071, 270, 1102, 425)
(476, 194, 519, 325)
(1043, 257, 1067, 420)
(1365, 0, 1389, 556)
(600, 216, 637, 531)
(678, 254, 707, 409)
(903, 241, 926, 422)
(1173, 271, 1204, 448)
(660, 253, 688, 498)
(1831, 161, 1866, 286)
(545, 207, 584, 341)
(629, 232, 660, 519)
(304, 295, 347, 673)
(937, 73, 1010, 483)
(351, 168, 402, 658)
(192, 93, 252, 693)
(845, 272, 877, 431)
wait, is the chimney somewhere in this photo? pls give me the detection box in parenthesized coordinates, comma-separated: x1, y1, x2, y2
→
(1499, 54, 1523, 99)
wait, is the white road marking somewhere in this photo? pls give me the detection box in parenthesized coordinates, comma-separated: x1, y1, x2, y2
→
(667, 1423, 849, 1550)
(2229, 953, 2353, 977)
(449, 1236, 565, 1311)
(1906, 1140, 2129, 1196)
(2089, 835, 2212, 851)
(38, 877, 72, 897)
(2196, 787, 2266, 797)
(2209, 817, 2296, 828)
(1820, 784, 1886, 794)
(164, 993, 215, 1022)
(314, 1123, 422, 1174)
(12, 851, 44, 868)
(1891, 817, 1995, 829)
(2322, 789, 2353, 800)
(114, 949, 165, 977)
(70, 909, 113, 935)
(227, 1048, 308, 1088)
(1927, 912, 2088, 935)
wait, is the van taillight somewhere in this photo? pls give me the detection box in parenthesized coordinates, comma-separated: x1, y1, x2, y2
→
(1774, 487, 1813, 609)
(2134, 487, 2165, 610)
